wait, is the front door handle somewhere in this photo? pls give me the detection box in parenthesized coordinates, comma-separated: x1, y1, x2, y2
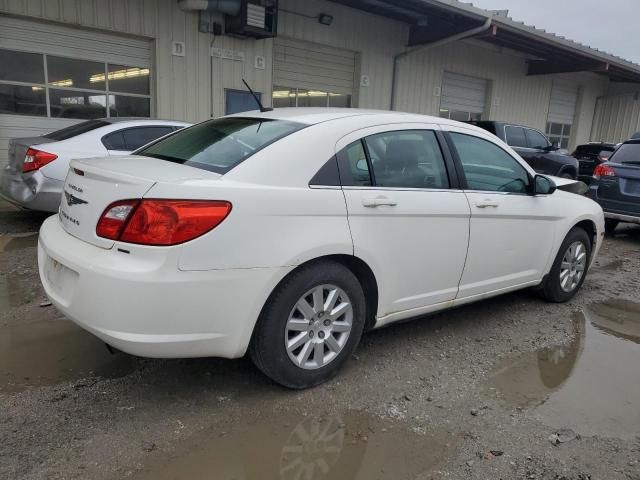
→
(475, 199, 499, 208)
(362, 195, 398, 208)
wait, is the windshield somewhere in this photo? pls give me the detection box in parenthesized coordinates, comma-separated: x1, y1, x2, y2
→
(44, 119, 109, 140)
(609, 143, 640, 164)
(137, 117, 305, 174)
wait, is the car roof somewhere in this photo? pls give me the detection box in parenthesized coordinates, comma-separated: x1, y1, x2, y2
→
(226, 107, 489, 132)
(99, 117, 191, 125)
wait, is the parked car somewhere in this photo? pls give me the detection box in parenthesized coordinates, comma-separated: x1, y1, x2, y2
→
(589, 138, 640, 233)
(1, 118, 191, 213)
(572, 142, 618, 183)
(469, 121, 579, 179)
(37, 109, 604, 389)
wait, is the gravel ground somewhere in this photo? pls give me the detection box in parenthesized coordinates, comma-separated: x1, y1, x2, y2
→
(1, 205, 639, 480)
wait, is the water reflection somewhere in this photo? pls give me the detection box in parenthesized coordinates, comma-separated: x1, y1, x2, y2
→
(489, 299, 640, 439)
(133, 412, 452, 480)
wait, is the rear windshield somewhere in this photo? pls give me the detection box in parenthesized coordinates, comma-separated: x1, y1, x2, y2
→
(137, 117, 305, 174)
(44, 119, 109, 141)
(610, 143, 640, 164)
(574, 144, 615, 156)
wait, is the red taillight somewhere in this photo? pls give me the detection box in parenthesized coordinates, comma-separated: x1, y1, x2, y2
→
(22, 148, 58, 173)
(96, 199, 232, 246)
(593, 163, 616, 180)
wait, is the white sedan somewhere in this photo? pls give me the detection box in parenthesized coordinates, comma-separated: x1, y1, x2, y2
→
(1, 118, 191, 212)
(37, 109, 604, 388)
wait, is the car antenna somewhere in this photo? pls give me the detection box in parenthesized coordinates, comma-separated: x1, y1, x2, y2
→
(242, 78, 273, 113)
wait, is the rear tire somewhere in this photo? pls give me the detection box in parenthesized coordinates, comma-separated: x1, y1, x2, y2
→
(605, 219, 619, 235)
(540, 227, 591, 303)
(250, 261, 366, 389)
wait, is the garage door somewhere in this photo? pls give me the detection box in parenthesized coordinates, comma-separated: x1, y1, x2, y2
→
(0, 16, 152, 169)
(546, 81, 579, 149)
(272, 38, 355, 108)
(439, 72, 488, 122)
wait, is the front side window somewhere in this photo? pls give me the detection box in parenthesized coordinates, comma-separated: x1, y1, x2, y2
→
(137, 118, 305, 174)
(450, 132, 530, 194)
(505, 126, 527, 148)
(0, 48, 151, 119)
(364, 130, 449, 189)
(526, 129, 550, 149)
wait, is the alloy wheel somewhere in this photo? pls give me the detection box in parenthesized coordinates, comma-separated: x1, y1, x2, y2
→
(559, 241, 587, 292)
(285, 284, 353, 370)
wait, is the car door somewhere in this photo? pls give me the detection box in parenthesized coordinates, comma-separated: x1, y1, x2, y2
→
(504, 125, 539, 170)
(102, 126, 175, 156)
(445, 127, 559, 299)
(525, 128, 553, 173)
(337, 124, 471, 324)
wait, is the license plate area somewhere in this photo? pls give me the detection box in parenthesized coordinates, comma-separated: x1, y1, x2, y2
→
(44, 255, 79, 305)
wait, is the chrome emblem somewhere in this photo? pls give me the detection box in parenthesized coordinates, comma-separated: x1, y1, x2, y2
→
(65, 191, 88, 207)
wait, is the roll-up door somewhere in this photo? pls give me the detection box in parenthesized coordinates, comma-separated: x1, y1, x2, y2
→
(272, 38, 355, 108)
(0, 16, 152, 169)
(439, 72, 488, 121)
(546, 81, 579, 149)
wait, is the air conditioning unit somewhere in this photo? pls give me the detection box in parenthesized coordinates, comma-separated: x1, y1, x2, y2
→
(225, 0, 278, 39)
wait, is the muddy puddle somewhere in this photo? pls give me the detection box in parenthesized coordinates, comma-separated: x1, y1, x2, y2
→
(489, 299, 640, 439)
(0, 319, 135, 393)
(133, 412, 453, 480)
(0, 232, 38, 253)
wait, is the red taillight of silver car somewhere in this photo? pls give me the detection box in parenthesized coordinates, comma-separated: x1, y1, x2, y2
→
(96, 199, 232, 246)
(593, 163, 616, 180)
(22, 148, 58, 173)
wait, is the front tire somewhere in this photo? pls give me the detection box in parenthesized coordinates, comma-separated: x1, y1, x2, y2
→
(540, 227, 591, 303)
(250, 261, 366, 389)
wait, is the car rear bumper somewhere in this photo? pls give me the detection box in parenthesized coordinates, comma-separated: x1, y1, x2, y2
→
(0, 168, 63, 212)
(37, 215, 291, 359)
(604, 211, 640, 225)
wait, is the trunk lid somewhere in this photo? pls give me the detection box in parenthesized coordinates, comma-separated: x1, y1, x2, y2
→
(597, 162, 640, 216)
(59, 155, 221, 248)
(7, 136, 55, 174)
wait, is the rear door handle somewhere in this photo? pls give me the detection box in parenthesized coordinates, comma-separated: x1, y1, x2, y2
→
(362, 195, 398, 208)
(475, 199, 499, 208)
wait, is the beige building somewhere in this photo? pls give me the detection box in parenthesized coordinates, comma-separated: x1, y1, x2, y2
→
(1, 0, 639, 170)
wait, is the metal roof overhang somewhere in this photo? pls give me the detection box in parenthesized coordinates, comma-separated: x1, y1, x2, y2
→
(329, 0, 640, 83)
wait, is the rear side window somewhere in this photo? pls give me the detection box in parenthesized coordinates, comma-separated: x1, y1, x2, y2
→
(505, 126, 527, 148)
(337, 140, 372, 186)
(123, 126, 174, 150)
(450, 132, 530, 194)
(610, 143, 640, 164)
(44, 119, 109, 140)
(138, 117, 305, 174)
(525, 129, 549, 149)
(364, 130, 449, 189)
(102, 131, 126, 150)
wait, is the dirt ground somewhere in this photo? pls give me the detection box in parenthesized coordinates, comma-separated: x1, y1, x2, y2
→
(1, 202, 639, 480)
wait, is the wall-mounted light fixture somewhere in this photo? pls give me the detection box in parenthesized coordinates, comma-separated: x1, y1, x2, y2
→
(318, 14, 333, 26)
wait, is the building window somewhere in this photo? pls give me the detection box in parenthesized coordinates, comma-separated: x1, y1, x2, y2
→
(0, 48, 151, 119)
(272, 86, 351, 108)
(546, 122, 571, 150)
(439, 109, 482, 122)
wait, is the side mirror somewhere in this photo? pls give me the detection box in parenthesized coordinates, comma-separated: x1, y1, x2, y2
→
(598, 150, 612, 162)
(534, 174, 557, 195)
(544, 142, 559, 152)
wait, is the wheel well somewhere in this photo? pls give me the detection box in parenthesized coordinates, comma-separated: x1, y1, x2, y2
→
(573, 219, 596, 248)
(266, 255, 379, 331)
(558, 164, 578, 177)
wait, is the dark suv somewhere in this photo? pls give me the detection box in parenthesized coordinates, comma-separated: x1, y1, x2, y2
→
(589, 138, 640, 233)
(572, 142, 618, 183)
(470, 121, 579, 179)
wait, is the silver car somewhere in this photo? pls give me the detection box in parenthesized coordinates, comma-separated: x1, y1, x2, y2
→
(1, 118, 190, 212)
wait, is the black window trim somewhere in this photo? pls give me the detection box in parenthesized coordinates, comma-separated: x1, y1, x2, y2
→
(334, 128, 460, 191)
(443, 130, 534, 195)
(102, 125, 178, 151)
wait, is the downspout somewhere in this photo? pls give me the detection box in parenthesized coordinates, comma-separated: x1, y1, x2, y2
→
(390, 16, 493, 110)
